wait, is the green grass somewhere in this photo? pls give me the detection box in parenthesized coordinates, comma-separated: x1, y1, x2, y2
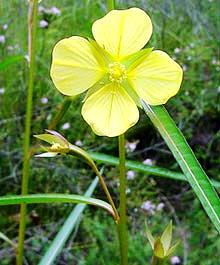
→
(0, 0, 219, 264)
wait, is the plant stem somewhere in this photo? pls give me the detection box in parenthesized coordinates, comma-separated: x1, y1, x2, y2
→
(93, 166, 120, 222)
(68, 145, 119, 222)
(118, 134, 128, 265)
(107, 0, 115, 11)
(152, 255, 165, 265)
(17, 1, 38, 264)
(48, 97, 73, 130)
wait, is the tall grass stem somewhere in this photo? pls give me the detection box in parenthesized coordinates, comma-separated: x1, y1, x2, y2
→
(17, 1, 38, 264)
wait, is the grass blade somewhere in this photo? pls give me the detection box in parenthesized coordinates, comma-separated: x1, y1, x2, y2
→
(38, 176, 99, 265)
(0, 193, 114, 217)
(89, 152, 220, 188)
(142, 102, 220, 233)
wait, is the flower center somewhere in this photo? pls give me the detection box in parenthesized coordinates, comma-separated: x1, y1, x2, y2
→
(108, 62, 127, 83)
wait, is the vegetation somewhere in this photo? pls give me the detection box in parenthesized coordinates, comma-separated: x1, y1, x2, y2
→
(0, 0, 219, 264)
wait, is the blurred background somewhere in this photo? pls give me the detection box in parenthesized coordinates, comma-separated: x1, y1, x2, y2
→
(0, 0, 219, 264)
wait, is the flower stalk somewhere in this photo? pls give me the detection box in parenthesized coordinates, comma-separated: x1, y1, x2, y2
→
(118, 134, 128, 265)
(68, 144, 120, 222)
(17, 1, 38, 264)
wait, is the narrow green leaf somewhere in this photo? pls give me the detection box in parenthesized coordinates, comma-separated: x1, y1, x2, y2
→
(89, 152, 220, 188)
(142, 102, 220, 233)
(0, 194, 114, 217)
(38, 177, 99, 265)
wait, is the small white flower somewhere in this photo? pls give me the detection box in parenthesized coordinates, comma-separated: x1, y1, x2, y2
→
(174, 48, 181, 54)
(190, 42, 195, 48)
(75, 140, 83, 147)
(125, 140, 139, 152)
(61, 122, 70, 130)
(184, 91, 189, 96)
(50, 6, 61, 16)
(141, 200, 155, 215)
(217, 86, 220, 93)
(170, 256, 181, 264)
(0, 35, 5, 44)
(156, 202, 165, 211)
(3, 24, 8, 30)
(0, 88, 5, 95)
(126, 170, 136, 180)
(39, 20, 48, 28)
(143, 158, 153, 166)
(40, 97, 48, 104)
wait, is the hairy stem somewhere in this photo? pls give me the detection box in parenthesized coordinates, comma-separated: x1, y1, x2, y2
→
(17, 1, 38, 264)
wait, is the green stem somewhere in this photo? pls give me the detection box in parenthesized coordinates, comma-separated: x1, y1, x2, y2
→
(48, 97, 73, 130)
(152, 256, 165, 265)
(17, 1, 38, 264)
(68, 145, 119, 222)
(118, 134, 128, 265)
(93, 165, 120, 222)
(107, 0, 115, 11)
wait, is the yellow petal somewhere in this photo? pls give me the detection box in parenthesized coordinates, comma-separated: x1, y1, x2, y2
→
(50, 36, 105, 96)
(92, 8, 152, 59)
(128, 50, 183, 105)
(82, 83, 139, 137)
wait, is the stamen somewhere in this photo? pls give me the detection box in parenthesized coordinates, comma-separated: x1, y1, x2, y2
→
(108, 62, 127, 83)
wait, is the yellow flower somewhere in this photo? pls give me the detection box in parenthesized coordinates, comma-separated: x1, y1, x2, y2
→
(50, 8, 183, 137)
